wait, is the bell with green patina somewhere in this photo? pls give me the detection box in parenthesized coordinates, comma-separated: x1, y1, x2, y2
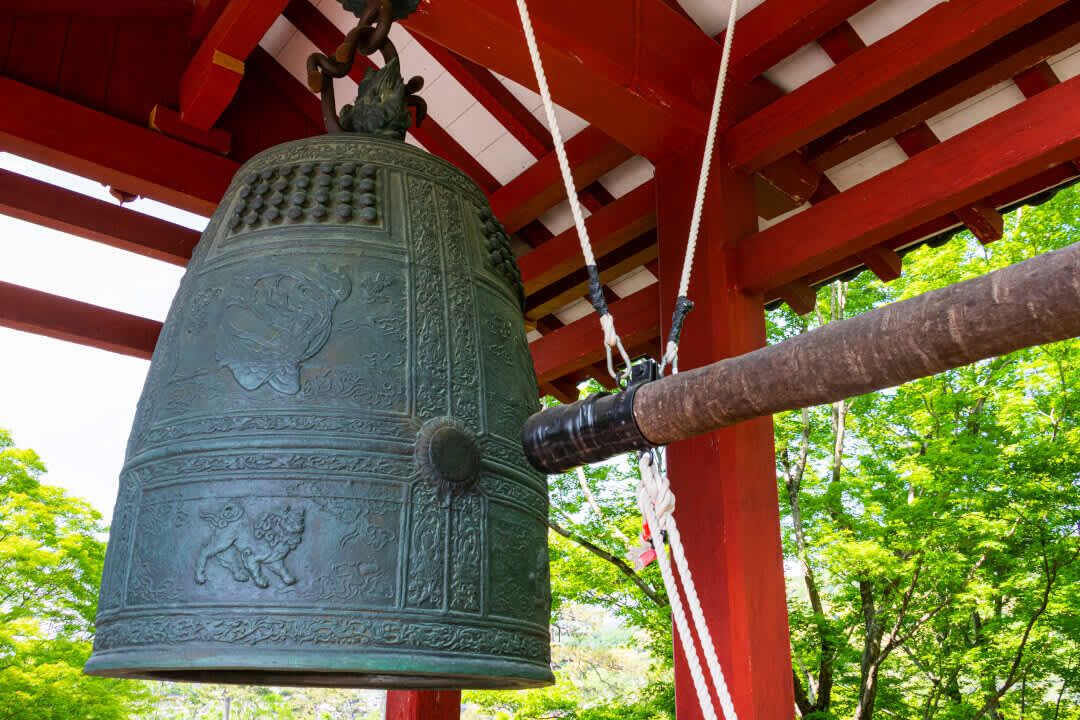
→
(84, 56, 552, 688)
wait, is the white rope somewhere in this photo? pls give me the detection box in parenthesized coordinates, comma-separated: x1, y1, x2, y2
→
(640, 452, 739, 720)
(515, 0, 633, 381)
(661, 0, 741, 375)
(638, 454, 719, 720)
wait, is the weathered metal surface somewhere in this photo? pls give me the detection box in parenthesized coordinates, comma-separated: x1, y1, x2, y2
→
(85, 134, 552, 689)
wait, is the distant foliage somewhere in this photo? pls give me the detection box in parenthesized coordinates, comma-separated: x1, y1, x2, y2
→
(775, 186, 1080, 719)
(0, 428, 149, 720)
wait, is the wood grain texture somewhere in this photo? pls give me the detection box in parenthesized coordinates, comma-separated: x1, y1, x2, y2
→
(57, 16, 117, 109)
(638, 240, 1080, 444)
(4, 15, 69, 91)
(107, 17, 189, 126)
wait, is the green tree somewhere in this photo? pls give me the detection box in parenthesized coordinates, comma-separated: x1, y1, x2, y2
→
(140, 682, 383, 719)
(0, 428, 149, 719)
(777, 186, 1080, 719)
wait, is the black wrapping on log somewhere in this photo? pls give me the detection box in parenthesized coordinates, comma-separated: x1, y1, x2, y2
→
(586, 265, 609, 317)
(522, 386, 655, 474)
(666, 296, 695, 346)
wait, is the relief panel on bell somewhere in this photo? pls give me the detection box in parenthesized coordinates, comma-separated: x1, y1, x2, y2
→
(488, 502, 550, 627)
(405, 482, 448, 610)
(448, 494, 484, 613)
(478, 285, 541, 444)
(405, 176, 450, 421)
(124, 480, 403, 610)
(148, 255, 409, 426)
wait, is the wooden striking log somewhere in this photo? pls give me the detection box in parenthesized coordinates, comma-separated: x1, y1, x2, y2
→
(636, 241, 1080, 445)
(525, 242, 1080, 472)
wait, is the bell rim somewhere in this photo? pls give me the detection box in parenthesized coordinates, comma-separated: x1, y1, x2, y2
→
(84, 647, 554, 689)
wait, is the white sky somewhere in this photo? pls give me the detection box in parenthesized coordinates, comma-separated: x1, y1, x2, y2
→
(0, 153, 208, 522)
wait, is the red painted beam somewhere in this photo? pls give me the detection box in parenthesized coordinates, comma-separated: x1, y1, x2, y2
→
(490, 126, 633, 233)
(524, 230, 658, 321)
(894, 122, 1005, 246)
(519, 181, 656, 295)
(0, 169, 199, 266)
(0, 281, 161, 359)
(402, 0, 720, 161)
(385, 691, 460, 720)
(0, 0, 191, 16)
(807, 3, 1080, 171)
(150, 105, 232, 155)
(247, 46, 324, 127)
(726, 0, 1072, 173)
(855, 245, 903, 283)
(0, 77, 238, 216)
(530, 285, 659, 383)
(180, 0, 291, 131)
(737, 73, 1080, 292)
(410, 33, 553, 158)
(765, 163, 1080, 304)
(725, 0, 878, 83)
(655, 143, 793, 720)
(190, 0, 230, 40)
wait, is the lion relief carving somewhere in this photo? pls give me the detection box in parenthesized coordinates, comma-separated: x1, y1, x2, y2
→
(194, 502, 306, 588)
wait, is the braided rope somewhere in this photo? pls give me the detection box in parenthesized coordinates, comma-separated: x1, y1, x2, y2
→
(661, 0, 741, 375)
(638, 453, 720, 720)
(514, 0, 633, 380)
(640, 452, 739, 719)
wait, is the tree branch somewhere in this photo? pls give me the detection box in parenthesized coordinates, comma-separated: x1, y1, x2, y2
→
(548, 519, 668, 607)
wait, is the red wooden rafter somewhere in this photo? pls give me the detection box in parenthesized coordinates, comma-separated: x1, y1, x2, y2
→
(0, 76, 237, 215)
(726, 0, 1072, 173)
(0, 281, 161, 359)
(530, 284, 659, 384)
(0, 169, 199, 265)
(737, 72, 1080, 293)
(489, 126, 633, 233)
(180, 0, 292, 131)
(402, 0, 726, 160)
(807, 2, 1080, 172)
(0, 0, 192, 16)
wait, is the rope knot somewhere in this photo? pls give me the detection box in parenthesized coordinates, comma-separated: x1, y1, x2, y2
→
(639, 453, 675, 528)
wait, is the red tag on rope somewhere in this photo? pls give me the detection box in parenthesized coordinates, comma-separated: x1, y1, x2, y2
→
(631, 519, 657, 570)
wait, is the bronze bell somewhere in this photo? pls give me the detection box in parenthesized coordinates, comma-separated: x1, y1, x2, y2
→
(85, 29, 552, 688)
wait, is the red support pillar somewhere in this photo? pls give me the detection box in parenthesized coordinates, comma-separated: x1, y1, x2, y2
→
(654, 145, 793, 719)
(385, 690, 461, 720)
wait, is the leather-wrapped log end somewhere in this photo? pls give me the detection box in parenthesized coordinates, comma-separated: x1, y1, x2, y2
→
(521, 386, 655, 474)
